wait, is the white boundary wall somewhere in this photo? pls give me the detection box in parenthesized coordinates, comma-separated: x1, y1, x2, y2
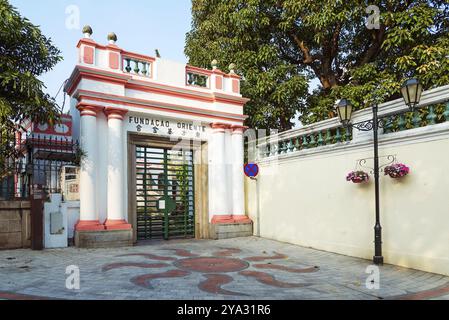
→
(246, 86, 449, 276)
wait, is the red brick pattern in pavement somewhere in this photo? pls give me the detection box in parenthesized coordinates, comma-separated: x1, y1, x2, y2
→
(387, 282, 449, 300)
(245, 252, 288, 261)
(2, 238, 449, 299)
(213, 248, 242, 257)
(175, 257, 249, 273)
(0, 291, 53, 300)
(199, 274, 247, 296)
(160, 248, 199, 257)
(131, 270, 191, 288)
(102, 262, 169, 272)
(254, 263, 320, 273)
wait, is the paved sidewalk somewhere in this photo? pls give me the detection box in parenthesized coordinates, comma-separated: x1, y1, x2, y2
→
(1, 237, 448, 300)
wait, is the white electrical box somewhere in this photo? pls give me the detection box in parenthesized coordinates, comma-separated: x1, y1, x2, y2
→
(60, 166, 80, 201)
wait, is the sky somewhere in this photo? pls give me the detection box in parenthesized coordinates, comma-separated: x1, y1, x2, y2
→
(10, 0, 193, 112)
(9, 0, 311, 127)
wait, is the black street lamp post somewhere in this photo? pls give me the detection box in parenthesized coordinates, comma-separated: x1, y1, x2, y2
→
(336, 79, 423, 265)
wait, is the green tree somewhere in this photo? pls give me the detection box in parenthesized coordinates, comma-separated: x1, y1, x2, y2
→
(185, 0, 449, 129)
(0, 0, 62, 163)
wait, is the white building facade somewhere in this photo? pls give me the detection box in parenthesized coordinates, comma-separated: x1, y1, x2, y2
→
(65, 29, 251, 247)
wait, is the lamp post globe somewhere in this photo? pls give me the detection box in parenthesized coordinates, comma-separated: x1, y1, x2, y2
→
(401, 78, 423, 111)
(335, 98, 353, 126)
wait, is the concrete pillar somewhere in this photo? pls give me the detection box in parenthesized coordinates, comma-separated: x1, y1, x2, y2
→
(209, 123, 231, 223)
(104, 108, 131, 230)
(75, 105, 103, 231)
(231, 125, 248, 222)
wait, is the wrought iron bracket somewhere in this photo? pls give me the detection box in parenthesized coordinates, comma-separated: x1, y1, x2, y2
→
(355, 155, 397, 174)
(346, 109, 409, 132)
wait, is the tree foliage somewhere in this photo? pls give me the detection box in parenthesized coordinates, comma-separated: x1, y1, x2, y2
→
(185, 0, 449, 129)
(0, 0, 62, 161)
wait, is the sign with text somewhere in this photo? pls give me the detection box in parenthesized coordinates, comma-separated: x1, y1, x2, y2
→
(126, 115, 210, 140)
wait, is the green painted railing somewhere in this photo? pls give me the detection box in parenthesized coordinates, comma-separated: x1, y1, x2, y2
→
(382, 101, 449, 134)
(262, 126, 352, 158)
(186, 72, 209, 88)
(259, 99, 449, 159)
(123, 57, 152, 77)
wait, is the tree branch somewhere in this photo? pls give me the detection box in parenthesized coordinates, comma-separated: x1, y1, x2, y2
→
(357, 24, 386, 66)
(292, 34, 314, 64)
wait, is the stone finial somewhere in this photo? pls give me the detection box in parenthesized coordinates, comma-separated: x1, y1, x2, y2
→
(229, 63, 236, 74)
(211, 59, 218, 70)
(82, 25, 93, 38)
(107, 32, 117, 44)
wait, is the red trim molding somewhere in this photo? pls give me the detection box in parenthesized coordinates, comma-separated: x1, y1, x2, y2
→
(211, 123, 232, 130)
(75, 220, 105, 231)
(122, 51, 156, 63)
(77, 38, 156, 63)
(77, 105, 102, 117)
(75, 90, 247, 122)
(65, 65, 250, 107)
(186, 65, 213, 77)
(232, 79, 240, 94)
(104, 219, 132, 231)
(215, 76, 223, 90)
(83, 46, 94, 65)
(75, 219, 132, 231)
(231, 125, 248, 134)
(232, 215, 252, 223)
(211, 215, 252, 224)
(109, 52, 119, 70)
(65, 66, 131, 95)
(104, 107, 128, 121)
(211, 123, 232, 133)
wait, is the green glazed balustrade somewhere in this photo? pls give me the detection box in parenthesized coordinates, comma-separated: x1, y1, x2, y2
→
(382, 102, 449, 134)
(264, 126, 352, 157)
(186, 72, 209, 88)
(124, 58, 151, 77)
(261, 101, 449, 159)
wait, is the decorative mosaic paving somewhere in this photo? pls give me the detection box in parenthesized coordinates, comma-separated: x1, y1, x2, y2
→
(102, 247, 319, 295)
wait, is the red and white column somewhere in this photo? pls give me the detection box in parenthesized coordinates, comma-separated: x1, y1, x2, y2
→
(75, 105, 103, 231)
(231, 125, 250, 223)
(104, 108, 131, 230)
(209, 123, 232, 223)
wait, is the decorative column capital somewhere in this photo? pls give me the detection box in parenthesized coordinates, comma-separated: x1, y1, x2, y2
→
(210, 123, 231, 132)
(231, 125, 248, 134)
(104, 107, 128, 121)
(77, 105, 102, 117)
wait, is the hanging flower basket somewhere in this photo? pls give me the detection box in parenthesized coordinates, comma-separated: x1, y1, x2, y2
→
(384, 163, 410, 179)
(346, 171, 370, 184)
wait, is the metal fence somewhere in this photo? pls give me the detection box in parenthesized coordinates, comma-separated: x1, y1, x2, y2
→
(0, 132, 80, 200)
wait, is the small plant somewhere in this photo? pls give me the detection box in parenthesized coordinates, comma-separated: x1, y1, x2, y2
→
(384, 163, 410, 179)
(73, 146, 87, 166)
(346, 171, 370, 184)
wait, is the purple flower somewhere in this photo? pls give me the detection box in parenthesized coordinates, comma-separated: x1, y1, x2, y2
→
(384, 163, 410, 178)
(346, 170, 369, 183)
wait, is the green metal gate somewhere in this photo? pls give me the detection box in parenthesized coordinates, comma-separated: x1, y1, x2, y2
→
(135, 146, 195, 240)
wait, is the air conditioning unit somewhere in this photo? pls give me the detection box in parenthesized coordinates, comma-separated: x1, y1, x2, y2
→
(60, 166, 80, 201)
